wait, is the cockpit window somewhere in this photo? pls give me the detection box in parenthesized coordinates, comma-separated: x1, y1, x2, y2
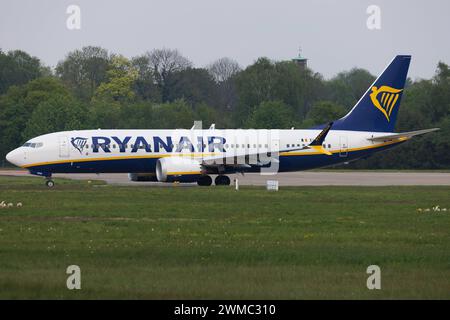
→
(22, 142, 43, 148)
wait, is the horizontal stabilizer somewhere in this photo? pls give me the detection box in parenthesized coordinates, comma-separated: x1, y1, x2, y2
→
(368, 128, 440, 141)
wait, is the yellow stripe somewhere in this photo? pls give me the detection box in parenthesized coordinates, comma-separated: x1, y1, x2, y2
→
(167, 171, 201, 175)
(22, 152, 219, 168)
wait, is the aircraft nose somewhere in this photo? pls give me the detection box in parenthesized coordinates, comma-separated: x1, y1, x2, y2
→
(6, 148, 21, 167)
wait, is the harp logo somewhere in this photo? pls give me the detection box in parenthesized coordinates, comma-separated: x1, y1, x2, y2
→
(370, 86, 403, 121)
(369, 85, 403, 121)
(71, 137, 87, 154)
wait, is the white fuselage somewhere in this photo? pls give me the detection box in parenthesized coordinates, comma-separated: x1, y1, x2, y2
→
(6, 128, 403, 178)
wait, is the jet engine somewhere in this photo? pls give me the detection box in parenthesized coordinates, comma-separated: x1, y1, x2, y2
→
(156, 157, 203, 182)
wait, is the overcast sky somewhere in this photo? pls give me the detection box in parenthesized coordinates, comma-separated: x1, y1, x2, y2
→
(1, 0, 449, 79)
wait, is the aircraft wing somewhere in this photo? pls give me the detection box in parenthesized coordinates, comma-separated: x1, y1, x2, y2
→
(367, 128, 440, 142)
(201, 122, 334, 168)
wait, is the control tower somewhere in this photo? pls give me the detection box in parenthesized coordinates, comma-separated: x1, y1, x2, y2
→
(292, 48, 308, 71)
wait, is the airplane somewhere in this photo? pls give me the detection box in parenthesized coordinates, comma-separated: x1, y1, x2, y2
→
(6, 55, 439, 187)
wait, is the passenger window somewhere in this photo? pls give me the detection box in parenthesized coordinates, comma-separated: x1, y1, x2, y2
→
(265, 144, 268, 148)
(328, 144, 331, 148)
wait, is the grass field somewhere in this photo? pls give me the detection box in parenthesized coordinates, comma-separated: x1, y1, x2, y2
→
(0, 175, 449, 299)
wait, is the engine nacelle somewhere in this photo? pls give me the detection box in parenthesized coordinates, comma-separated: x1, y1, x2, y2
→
(128, 173, 158, 182)
(156, 157, 203, 183)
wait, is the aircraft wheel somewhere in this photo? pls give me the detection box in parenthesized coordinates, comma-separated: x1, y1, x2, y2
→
(197, 175, 212, 186)
(45, 180, 55, 188)
(215, 175, 231, 186)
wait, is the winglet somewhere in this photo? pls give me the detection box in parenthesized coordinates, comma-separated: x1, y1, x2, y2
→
(310, 122, 333, 146)
(304, 122, 334, 156)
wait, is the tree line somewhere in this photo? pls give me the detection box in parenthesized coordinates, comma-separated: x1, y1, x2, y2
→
(0, 46, 448, 168)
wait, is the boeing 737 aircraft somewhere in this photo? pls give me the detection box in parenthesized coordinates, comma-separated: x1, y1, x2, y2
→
(6, 55, 439, 187)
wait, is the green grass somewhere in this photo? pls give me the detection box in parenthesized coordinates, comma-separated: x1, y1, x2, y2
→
(0, 175, 449, 299)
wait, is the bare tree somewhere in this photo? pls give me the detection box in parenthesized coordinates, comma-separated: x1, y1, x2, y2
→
(207, 57, 241, 83)
(146, 48, 192, 88)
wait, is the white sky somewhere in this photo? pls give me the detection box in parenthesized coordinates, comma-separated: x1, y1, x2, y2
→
(1, 0, 449, 79)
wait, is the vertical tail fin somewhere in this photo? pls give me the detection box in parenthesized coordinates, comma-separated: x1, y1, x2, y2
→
(332, 55, 411, 132)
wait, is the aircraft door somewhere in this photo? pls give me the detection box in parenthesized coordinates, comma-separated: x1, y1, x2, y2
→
(59, 136, 70, 158)
(270, 137, 279, 154)
(260, 131, 280, 175)
(339, 136, 348, 157)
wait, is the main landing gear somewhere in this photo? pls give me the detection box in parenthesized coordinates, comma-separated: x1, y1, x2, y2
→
(197, 175, 231, 186)
(197, 175, 212, 186)
(45, 177, 55, 188)
(215, 175, 231, 186)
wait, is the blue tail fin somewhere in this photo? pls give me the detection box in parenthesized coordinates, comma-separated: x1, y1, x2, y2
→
(331, 55, 411, 132)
